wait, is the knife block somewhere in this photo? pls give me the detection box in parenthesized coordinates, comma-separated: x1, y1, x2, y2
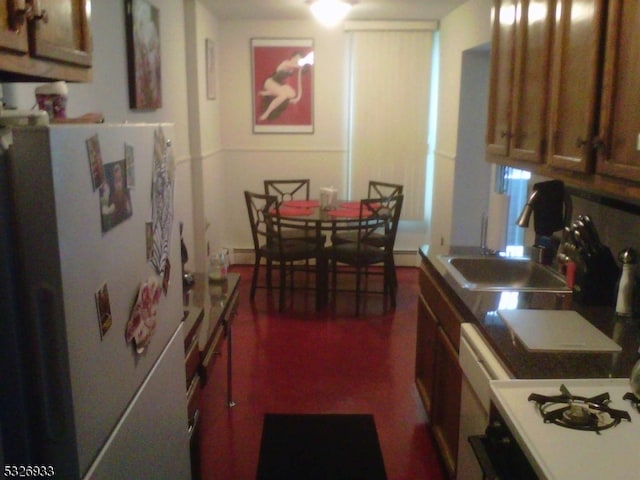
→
(571, 246, 620, 306)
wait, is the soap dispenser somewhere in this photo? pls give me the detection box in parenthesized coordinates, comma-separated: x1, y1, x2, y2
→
(615, 248, 637, 316)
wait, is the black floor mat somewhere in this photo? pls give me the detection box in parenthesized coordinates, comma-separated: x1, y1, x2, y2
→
(256, 413, 387, 480)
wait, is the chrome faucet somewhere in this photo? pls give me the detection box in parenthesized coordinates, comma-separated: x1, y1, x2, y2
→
(515, 189, 540, 228)
(516, 180, 566, 264)
(515, 180, 566, 235)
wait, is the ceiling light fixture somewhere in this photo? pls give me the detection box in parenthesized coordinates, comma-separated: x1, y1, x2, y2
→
(307, 0, 356, 27)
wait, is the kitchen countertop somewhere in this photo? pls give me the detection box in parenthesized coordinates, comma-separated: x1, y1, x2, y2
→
(182, 272, 240, 352)
(420, 245, 640, 380)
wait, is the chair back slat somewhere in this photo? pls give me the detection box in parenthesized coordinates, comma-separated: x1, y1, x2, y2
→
(244, 191, 279, 249)
(264, 179, 310, 203)
(368, 181, 403, 199)
(357, 195, 403, 252)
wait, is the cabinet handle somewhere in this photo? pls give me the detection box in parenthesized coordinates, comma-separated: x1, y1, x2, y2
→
(15, 0, 48, 25)
(500, 130, 512, 139)
(9, 0, 28, 31)
(29, 0, 48, 23)
(31, 9, 48, 23)
(575, 137, 589, 149)
(592, 138, 605, 151)
(576, 136, 606, 151)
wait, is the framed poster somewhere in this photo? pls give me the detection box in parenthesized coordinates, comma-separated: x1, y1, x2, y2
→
(206, 38, 216, 100)
(125, 0, 162, 109)
(251, 38, 314, 133)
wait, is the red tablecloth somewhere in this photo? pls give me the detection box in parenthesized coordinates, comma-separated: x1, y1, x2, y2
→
(282, 200, 320, 208)
(273, 207, 313, 216)
(339, 201, 381, 210)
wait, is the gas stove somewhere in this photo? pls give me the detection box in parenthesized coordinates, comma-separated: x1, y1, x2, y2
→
(490, 379, 640, 480)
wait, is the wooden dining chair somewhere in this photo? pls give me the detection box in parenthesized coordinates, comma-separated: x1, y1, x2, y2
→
(244, 190, 321, 312)
(325, 194, 404, 315)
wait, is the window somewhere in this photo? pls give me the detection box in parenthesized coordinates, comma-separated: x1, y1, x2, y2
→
(500, 165, 531, 256)
(346, 26, 435, 220)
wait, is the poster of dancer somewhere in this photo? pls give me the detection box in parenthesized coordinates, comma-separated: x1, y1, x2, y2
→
(251, 38, 314, 133)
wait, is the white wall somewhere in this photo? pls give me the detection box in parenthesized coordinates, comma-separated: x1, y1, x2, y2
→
(183, 1, 223, 269)
(450, 47, 492, 246)
(432, 0, 493, 246)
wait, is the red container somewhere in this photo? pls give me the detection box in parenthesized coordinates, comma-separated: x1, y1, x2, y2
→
(36, 93, 67, 119)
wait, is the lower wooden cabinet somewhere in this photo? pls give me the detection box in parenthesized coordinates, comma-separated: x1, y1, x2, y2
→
(415, 259, 464, 479)
(415, 294, 437, 415)
(431, 327, 462, 478)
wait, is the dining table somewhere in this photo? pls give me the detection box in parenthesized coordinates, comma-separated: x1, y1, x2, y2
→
(272, 199, 369, 309)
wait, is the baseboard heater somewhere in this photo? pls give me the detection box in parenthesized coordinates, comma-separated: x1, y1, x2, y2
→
(231, 248, 420, 267)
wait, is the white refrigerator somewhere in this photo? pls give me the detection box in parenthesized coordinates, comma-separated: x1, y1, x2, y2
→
(0, 123, 191, 479)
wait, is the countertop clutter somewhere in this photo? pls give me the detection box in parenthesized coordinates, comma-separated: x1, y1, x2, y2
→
(420, 244, 640, 380)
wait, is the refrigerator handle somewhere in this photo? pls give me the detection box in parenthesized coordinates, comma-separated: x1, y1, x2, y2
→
(32, 284, 67, 440)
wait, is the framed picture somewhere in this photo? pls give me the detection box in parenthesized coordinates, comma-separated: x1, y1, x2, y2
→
(206, 38, 216, 100)
(251, 38, 314, 134)
(125, 0, 162, 109)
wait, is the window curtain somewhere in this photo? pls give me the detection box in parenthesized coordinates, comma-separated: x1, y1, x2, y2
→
(347, 29, 434, 220)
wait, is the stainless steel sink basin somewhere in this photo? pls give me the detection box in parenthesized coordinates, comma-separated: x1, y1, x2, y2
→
(438, 255, 571, 292)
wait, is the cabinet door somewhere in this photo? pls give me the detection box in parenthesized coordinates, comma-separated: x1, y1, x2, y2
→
(415, 294, 438, 416)
(0, 1, 29, 54)
(29, 0, 92, 67)
(486, 0, 517, 157)
(547, 0, 605, 173)
(509, 0, 553, 163)
(431, 327, 462, 479)
(596, 1, 640, 182)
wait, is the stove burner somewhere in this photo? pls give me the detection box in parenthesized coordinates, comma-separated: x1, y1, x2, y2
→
(528, 384, 631, 434)
(623, 392, 640, 413)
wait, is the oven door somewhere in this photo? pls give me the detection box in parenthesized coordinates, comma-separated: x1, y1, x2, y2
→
(468, 410, 538, 480)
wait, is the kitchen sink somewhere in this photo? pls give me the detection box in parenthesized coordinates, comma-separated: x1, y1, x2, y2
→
(438, 255, 571, 292)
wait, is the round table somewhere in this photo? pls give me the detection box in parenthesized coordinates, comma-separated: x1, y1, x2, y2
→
(273, 200, 366, 309)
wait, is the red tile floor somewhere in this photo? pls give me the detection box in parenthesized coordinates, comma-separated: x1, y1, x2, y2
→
(198, 264, 446, 480)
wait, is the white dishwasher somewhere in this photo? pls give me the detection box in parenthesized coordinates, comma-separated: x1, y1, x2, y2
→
(456, 323, 511, 480)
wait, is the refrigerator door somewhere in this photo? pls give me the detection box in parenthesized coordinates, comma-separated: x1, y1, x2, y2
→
(8, 124, 185, 477)
(83, 324, 190, 479)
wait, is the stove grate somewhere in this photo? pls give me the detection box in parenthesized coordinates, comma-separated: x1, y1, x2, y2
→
(623, 392, 640, 413)
(528, 384, 631, 434)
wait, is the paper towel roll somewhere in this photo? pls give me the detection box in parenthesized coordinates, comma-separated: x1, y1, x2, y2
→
(319, 187, 338, 210)
(486, 193, 510, 252)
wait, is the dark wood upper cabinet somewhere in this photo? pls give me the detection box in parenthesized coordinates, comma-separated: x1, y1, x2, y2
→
(486, 0, 516, 158)
(546, 0, 605, 174)
(487, 0, 640, 200)
(0, 0, 92, 82)
(486, 0, 554, 166)
(596, 0, 640, 182)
